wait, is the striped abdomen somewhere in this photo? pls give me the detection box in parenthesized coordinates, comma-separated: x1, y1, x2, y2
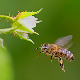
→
(57, 48, 75, 61)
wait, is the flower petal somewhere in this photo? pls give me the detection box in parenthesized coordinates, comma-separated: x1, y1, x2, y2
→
(13, 30, 34, 44)
(17, 15, 41, 35)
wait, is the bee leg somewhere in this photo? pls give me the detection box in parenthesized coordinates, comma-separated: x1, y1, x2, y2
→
(50, 52, 55, 62)
(35, 51, 41, 59)
(50, 55, 53, 62)
(58, 56, 65, 72)
(46, 53, 47, 57)
(46, 51, 48, 58)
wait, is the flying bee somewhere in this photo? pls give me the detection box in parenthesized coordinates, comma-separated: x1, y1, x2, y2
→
(35, 35, 75, 72)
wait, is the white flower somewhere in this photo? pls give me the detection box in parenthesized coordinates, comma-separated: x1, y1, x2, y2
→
(0, 8, 43, 48)
(17, 15, 41, 35)
(12, 8, 43, 44)
(0, 8, 43, 44)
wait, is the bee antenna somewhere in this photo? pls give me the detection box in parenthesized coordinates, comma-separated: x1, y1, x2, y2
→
(33, 47, 41, 50)
(33, 48, 38, 50)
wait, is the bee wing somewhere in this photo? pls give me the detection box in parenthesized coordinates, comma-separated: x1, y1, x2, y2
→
(62, 42, 73, 49)
(54, 35, 72, 47)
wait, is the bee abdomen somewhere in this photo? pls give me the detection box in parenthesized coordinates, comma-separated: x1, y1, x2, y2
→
(66, 50, 75, 61)
(58, 49, 75, 61)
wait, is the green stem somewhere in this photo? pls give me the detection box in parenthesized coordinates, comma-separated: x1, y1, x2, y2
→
(0, 15, 14, 23)
(0, 27, 17, 34)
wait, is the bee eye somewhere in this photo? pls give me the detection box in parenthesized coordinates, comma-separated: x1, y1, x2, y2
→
(44, 47, 47, 49)
(45, 45, 47, 47)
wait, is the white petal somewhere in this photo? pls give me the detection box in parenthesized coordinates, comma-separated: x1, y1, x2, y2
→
(14, 30, 34, 44)
(35, 21, 42, 23)
(17, 15, 40, 32)
(22, 33, 28, 39)
(15, 30, 28, 39)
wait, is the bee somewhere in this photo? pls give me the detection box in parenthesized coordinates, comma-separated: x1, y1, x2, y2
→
(35, 35, 75, 72)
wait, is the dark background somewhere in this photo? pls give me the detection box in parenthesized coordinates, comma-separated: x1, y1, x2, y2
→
(0, 0, 80, 80)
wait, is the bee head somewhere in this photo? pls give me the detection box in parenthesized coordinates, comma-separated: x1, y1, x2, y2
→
(41, 43, 48, 52)
(35, 43, 48, 59)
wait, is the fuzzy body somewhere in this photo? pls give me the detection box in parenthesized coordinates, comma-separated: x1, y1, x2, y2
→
(41, 43, 75, 61)
(40, 43, 75, 72)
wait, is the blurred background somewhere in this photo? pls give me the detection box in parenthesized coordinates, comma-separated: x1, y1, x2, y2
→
(0, 0, 80, 80)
